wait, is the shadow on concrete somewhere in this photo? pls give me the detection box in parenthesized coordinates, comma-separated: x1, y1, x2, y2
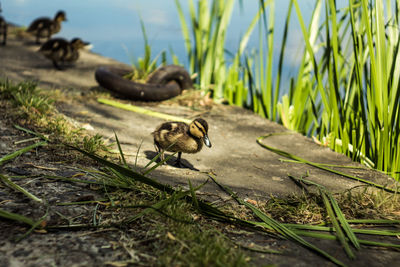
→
(144, 150, 199, 171)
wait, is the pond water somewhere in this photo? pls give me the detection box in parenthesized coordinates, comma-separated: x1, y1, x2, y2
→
(2, 0, 321, 69)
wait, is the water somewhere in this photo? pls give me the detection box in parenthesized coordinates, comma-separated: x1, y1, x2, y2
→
(1, 0, 319, 67)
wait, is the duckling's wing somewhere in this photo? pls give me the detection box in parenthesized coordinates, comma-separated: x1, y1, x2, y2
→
(153, 122, 193, 152)
(62, 45, 79, 62)
(39, 38, 69, 59)
(27, 18, 52, 33)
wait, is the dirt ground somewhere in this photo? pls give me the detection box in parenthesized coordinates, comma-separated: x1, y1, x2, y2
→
(1, 26, 400, 266)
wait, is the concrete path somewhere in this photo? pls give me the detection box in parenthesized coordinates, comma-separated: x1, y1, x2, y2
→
(0, 28, 396, 201)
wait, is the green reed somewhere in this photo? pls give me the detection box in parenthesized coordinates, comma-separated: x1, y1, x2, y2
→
(175, 0, 400, 179)
(287, 0, 400, 178)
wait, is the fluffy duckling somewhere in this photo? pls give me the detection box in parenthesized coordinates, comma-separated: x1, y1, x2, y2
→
(27, 10, 67, 44)
(152, 118, 212, 167)
(39, 37, 89, 70)
(0, 3, 7, 45)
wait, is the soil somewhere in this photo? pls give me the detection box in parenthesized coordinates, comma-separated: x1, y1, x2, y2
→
(1, 25, 400, 267)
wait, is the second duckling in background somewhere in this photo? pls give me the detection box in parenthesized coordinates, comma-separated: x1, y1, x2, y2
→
(39, 38, 90, 70)
(26, 10, 67, 44)
(0, 2, 7, 45)
(152, 118, 212, 168)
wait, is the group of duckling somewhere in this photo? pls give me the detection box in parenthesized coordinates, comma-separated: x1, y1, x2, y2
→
(0, 4, 89, 70)
(1, 3, 212, 167)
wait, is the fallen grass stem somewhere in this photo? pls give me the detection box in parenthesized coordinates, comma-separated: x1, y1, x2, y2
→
(0, 141, 47, 166)
(14, 137, 41, 145)
(234, 241, 283, 254)
(43, 175, 128, 188)
(0, 174, 43, 203)
(279, 158, 368, 169)
(0, 208, 36, 226)
(257, 134, 397, 193)
(55, 199, 108, 206)
(14, 125, 49, 141)
(208, 174, 346, 267)
(97, 98, 192, 124)
(290, 174, 360, 252)
(345, 219, 400, 225)
(284, 224, 400, 236)
(16, 206, 49, 242)
(320, 189, 356, 259)
(295, 230, 400, 249)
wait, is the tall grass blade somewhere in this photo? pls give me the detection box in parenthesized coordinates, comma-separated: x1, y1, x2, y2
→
(114, 131, 127, 168)
(142, 152, 177, 175)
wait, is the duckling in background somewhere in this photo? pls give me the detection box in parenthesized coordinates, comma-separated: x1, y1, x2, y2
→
(0, 3, 7, 45)
(27, 10, 67, 44)
(39, 37, 89, 70)
(152, 118, 212, 168)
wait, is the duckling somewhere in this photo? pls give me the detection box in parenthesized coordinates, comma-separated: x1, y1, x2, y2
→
(39, 37, 89, 70)
(0, 3, 7, 45)
(152, 118, 212, 167)
(27, 10, 67, 44)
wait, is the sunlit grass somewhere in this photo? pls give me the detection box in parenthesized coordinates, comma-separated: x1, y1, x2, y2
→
(0, 79, 54, 115)
(286, 0, 400, 179)
(0, 79, 110, 154)
(125, 19, 168, 82)
(2, 82, 400, 265)
(176, 0, 236, 96)
(175, 0, 400, 179)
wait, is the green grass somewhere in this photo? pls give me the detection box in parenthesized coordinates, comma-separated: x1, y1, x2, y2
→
(280, 0, 400, 179)
(145, 198, 250, 266)
(2, 81, 400, 265)
(0, 79, 54, 114)
(0, 79, 251, 265)
(125, 18, 172, 82)
(0, 79, 110, 154)
(176, 0, 236, 96)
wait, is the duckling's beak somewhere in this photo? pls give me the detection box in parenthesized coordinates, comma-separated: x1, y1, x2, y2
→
(84, 42, 93, 50)
(203, 134, 211, 148)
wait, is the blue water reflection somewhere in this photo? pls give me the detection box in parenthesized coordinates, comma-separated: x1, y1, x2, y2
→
(2, 0, 317, 68)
